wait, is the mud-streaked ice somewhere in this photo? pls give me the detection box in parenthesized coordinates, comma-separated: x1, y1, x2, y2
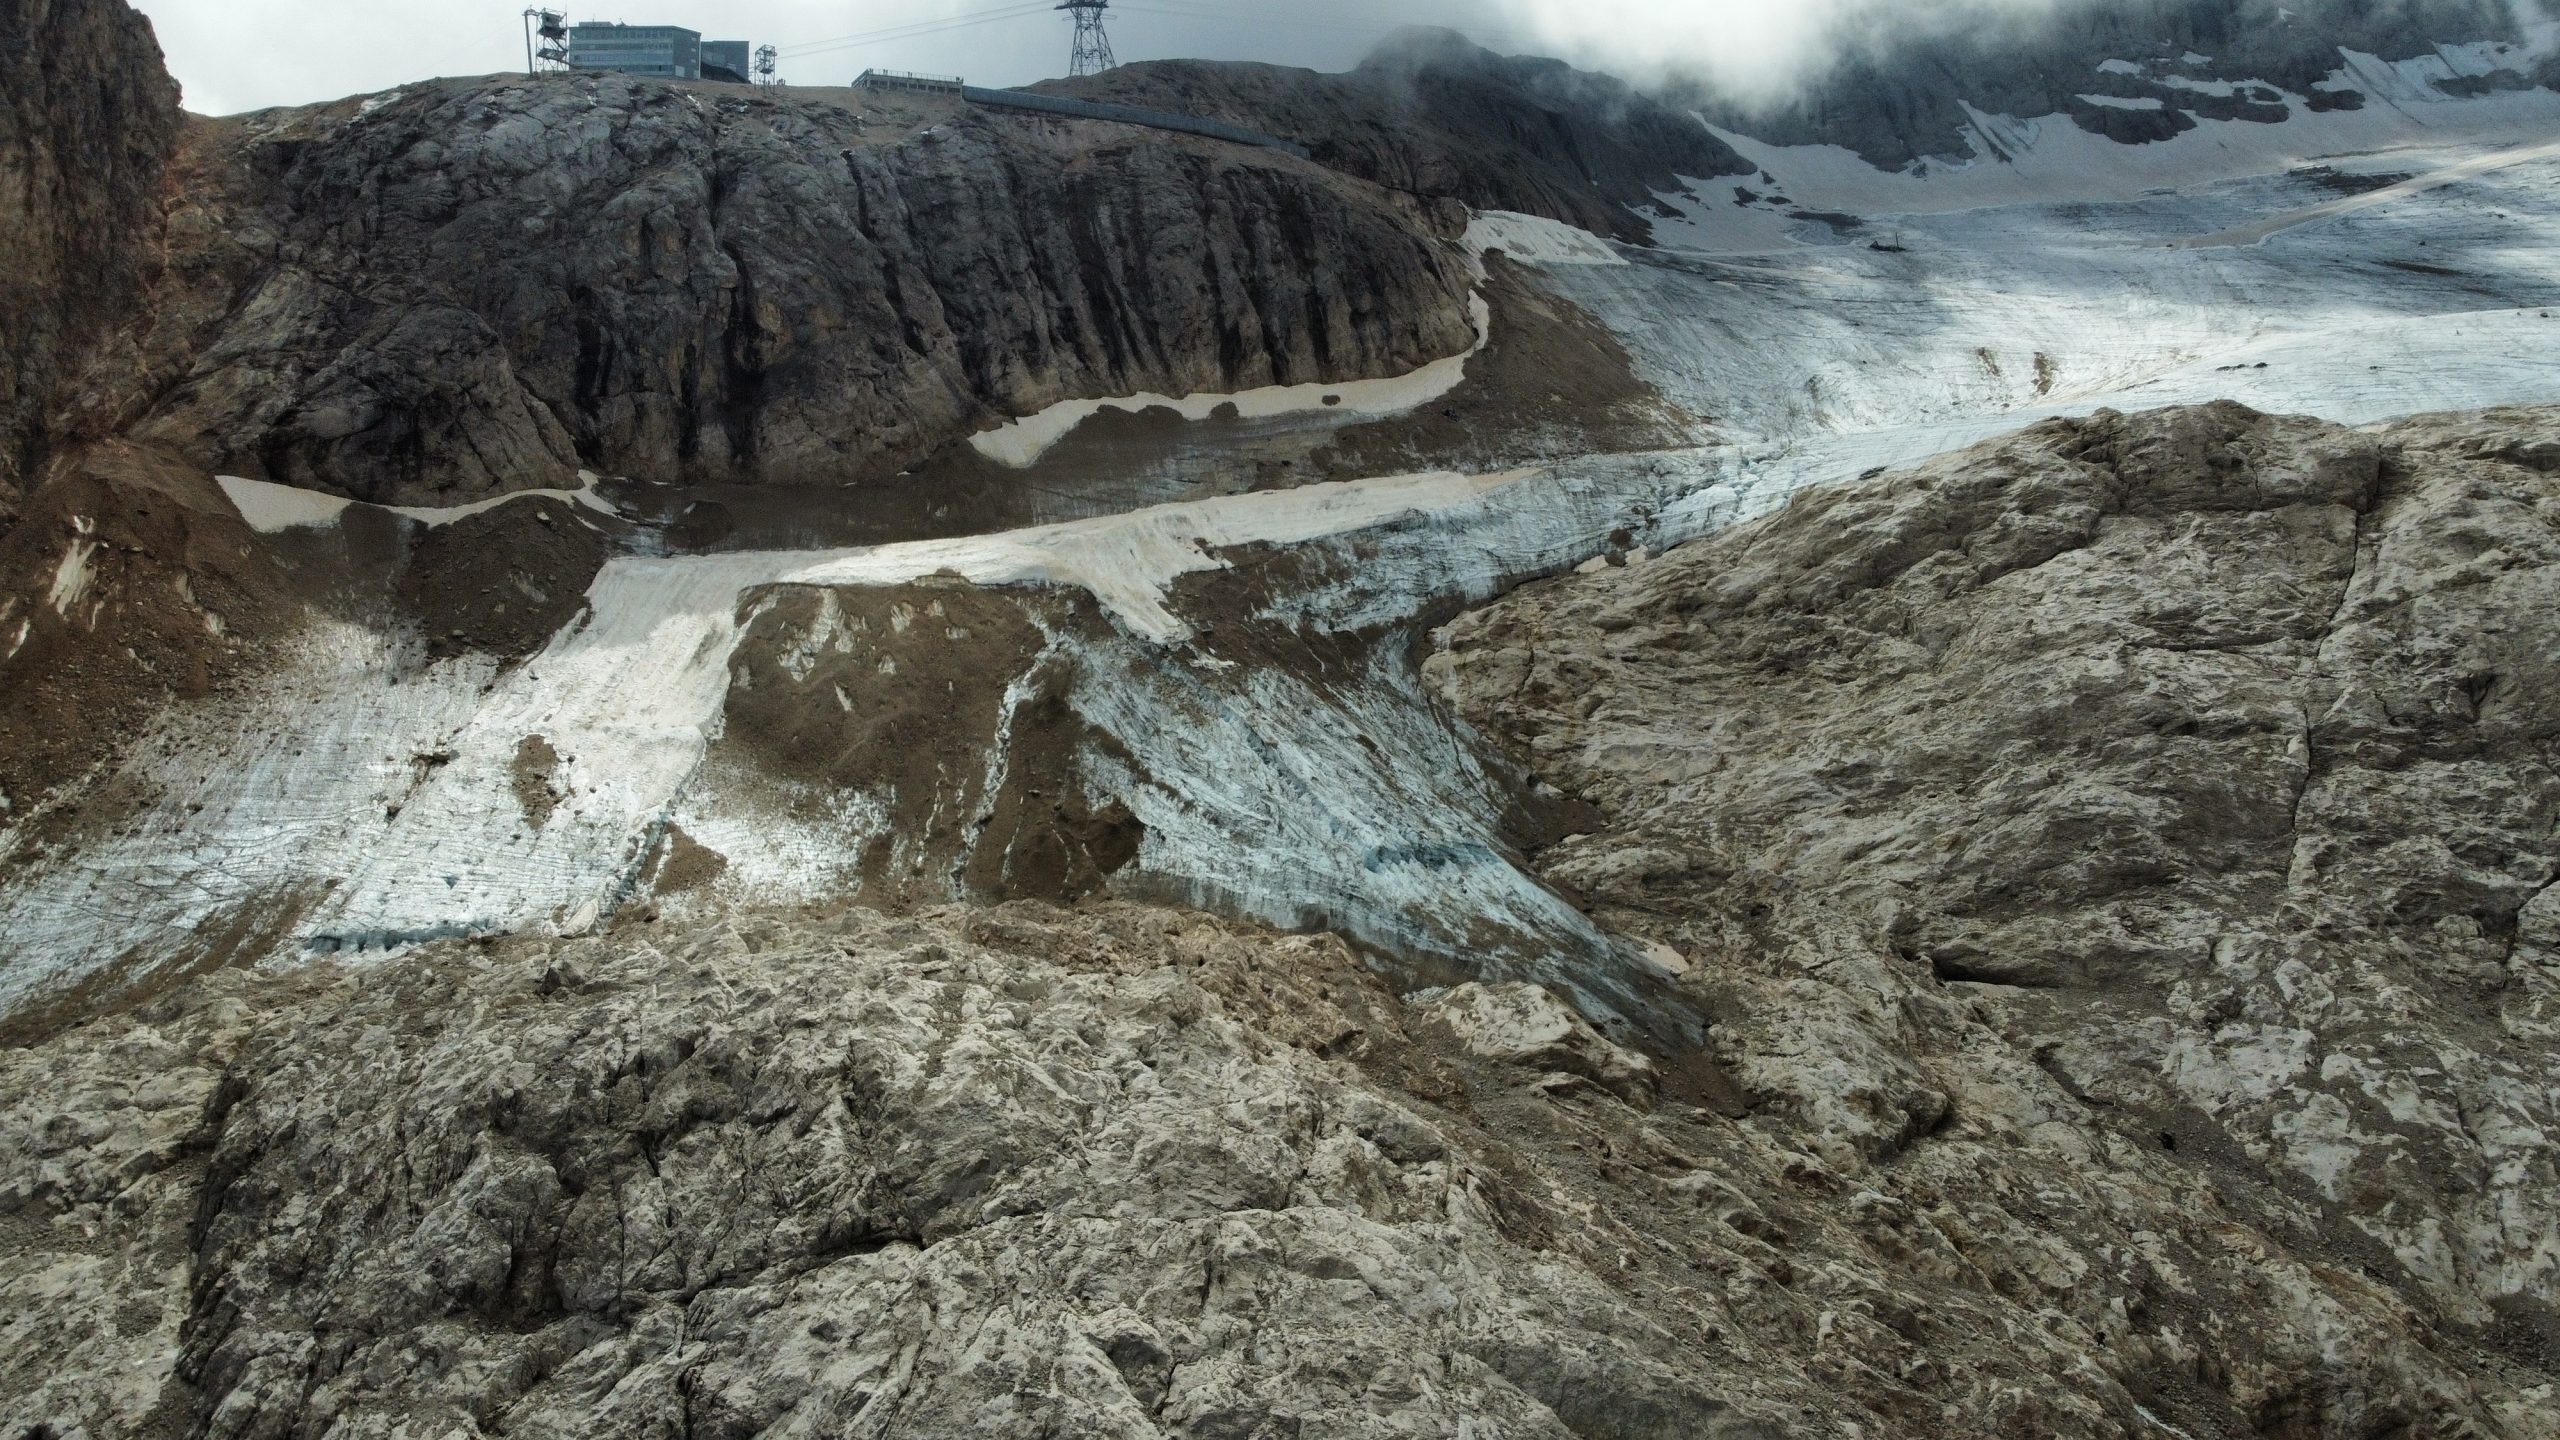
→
(0, 463, 1625, 1014)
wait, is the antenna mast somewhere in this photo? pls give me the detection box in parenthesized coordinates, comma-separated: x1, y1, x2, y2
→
(1059, 0, 1115, 77)
(522, 8, 569, 75)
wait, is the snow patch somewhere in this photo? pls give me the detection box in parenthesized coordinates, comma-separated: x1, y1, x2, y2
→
(1464, 211, 1628, 266)
(2159, 74, 2253, 99)
(388, 472, 621, 527)
(217, 472, 620, 534)
(968, 296, 1492, 470)
(781, 466, 1536, 643)
(218, 476, 354, 532)
(1637, 940, 1691, 977)
(47, 539, 99, 616)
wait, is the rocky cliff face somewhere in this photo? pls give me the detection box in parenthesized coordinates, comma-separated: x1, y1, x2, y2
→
(0, 906, 1770, 1439)
(116, 74, 1476, 506)
(1047, 31, 1753, 244)
(0, 0, 183, 528)
(1683, 0, 2544, 167)
(1437, 402, 2560, 1437)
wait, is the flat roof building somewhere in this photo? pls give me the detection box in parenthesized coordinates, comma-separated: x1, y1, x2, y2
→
(565, 24, 754, 82)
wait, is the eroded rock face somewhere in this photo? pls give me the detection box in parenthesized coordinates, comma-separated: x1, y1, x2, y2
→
(121, 73, 1477, 506)
(1443, 401, 2560, 1436)
(1047, 31, 1753, 244)
(0, 0, 183, 521)
(0, 904, 1774, 1439)
(9, 861, 2555, 1435)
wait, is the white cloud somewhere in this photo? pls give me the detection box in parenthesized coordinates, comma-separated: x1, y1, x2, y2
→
(1480, 0, 2064, 102)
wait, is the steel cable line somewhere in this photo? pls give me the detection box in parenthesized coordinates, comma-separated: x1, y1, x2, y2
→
(784, 14, 1055, 61)
(778, 2, 1059, 59)
(781, 1, 1054, 51)
(1109, 2, 1533, 49)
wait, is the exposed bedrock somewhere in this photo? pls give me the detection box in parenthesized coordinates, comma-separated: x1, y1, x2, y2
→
(1442, 401, 2560, 1437)
(1046, 31, 1754, 244)
(0, 0, 183, 529)
(119, 73, 1478, 506)
(0, 907, 1782, 1440)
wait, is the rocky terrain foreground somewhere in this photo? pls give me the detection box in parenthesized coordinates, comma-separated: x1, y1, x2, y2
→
(6, 0, 2560, 1435)
(8, 404, 2558, 1439)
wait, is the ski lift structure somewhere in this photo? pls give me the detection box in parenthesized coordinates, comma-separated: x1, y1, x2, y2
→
(522, 8, 570, 75)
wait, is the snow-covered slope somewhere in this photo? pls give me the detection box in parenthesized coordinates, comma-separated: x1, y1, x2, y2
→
(1656, 78, 2560, 243)
(1559, 136, 2560, 463)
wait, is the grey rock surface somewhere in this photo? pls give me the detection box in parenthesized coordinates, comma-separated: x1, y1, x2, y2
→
(1046, 30, 1754, 244)
(1442, 401, 2560, 1436)
(118, 73, 1477, 506)
(0, 905, 1776, 1440)
(0, 0, 182, 525)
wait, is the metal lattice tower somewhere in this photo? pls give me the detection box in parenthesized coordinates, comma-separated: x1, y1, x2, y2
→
(1060, 0, 1116, 77)
(754, 44, 780, 85)
(521, 8, 569, 75)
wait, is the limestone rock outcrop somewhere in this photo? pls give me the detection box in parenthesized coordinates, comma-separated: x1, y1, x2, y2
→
(118, 74, 1477, 506)
(0, 905, 1786, 1439)
(1441, 401, 2560, 1437)
(0, 0, 183, 527)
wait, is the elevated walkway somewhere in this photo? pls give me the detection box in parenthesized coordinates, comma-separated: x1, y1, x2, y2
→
(854, 69, 964, 96)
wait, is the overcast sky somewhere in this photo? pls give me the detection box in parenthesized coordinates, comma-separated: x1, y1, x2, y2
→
(131, 0, 2079, 117)
(129, 0, 1509, 115)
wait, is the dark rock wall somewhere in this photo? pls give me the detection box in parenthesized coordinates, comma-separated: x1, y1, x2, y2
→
(0, 0, 183, 528)
(1046, 31, 1754, 244)
(124, 75, 1479, 506)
